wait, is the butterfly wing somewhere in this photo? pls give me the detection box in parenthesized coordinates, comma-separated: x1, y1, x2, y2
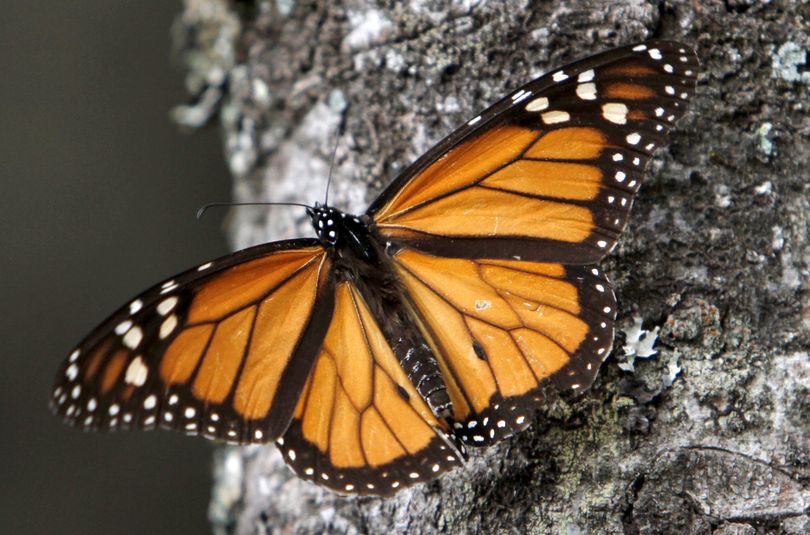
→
(276, 281, 465, 495)
(369, 40, 698, 264)
(391, 249, 615, 446)
(51, 240, 335, 444)
(368, 41, 698, 445)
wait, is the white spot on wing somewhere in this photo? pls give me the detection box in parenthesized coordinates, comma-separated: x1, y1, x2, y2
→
(160, 282, 178, 294)
(602, 102, 628, 124)
(577, 69, 595, 82)
(66, 364, 79, 381)
(123, 326, 143, 349)
(541, 110, 570, 124)
(552, 70, 568, 82)
(115, 320, 133, 336)
(157, 297, 178, 316)
(129, 300, 143, 315)
(525, 97, 549, 112)
(576, 82, 597, 100)
(511, 89, 532, 103)
(124, 356, 148, 387)
(159, 315, 178, 339)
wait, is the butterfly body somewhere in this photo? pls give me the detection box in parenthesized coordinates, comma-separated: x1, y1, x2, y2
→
(308, 202, 454, 418)
(53, 41, 698, 495)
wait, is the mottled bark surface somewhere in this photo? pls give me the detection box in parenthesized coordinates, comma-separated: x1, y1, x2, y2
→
(172, 1, 808, 533)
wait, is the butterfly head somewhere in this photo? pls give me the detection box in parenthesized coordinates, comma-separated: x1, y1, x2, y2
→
(306, 203, 342, 246)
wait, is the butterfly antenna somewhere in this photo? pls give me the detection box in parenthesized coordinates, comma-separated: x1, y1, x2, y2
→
(196, 201, 312, 220)
(324, 123, 343, 206)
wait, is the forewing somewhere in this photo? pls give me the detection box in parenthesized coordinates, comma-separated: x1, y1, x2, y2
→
(392, 248, 615, 447)
(277, 281, 465, 496)
(51, 240, 335, 444)
(370, 40, 698, 264)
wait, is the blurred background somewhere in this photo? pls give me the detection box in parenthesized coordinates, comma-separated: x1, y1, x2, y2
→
(1, 3, 232, 534)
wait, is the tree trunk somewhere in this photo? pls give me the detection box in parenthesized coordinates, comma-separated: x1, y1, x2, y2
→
(172, 1, 809, 533)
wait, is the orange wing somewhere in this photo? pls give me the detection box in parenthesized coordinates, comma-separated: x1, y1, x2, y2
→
(392, 248, 615, 446)
(276, 281, 464, 495)
(369, 41, 698, 264)
(51, 240, 335, 444)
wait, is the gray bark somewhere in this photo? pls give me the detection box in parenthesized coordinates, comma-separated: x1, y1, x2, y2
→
(172, 1, 809, 533)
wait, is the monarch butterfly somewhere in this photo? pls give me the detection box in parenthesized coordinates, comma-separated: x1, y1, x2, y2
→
(52, 41, 697, 496)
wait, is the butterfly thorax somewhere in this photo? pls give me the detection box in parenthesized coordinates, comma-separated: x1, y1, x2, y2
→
(306, 203, 378, 264)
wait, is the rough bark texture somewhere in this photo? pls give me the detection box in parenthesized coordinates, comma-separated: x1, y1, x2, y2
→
(172, 1, 809, 533)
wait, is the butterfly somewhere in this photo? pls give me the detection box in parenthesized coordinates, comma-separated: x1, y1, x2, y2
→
(52, 40, 698, 496)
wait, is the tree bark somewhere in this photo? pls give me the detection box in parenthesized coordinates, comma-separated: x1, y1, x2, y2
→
(172, 1, 809, 533)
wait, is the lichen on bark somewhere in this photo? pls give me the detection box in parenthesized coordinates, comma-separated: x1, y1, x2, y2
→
(172, 1, 809, 533)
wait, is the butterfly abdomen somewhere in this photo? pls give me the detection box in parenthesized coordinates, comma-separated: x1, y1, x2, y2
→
(393, 338, 452, 418)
